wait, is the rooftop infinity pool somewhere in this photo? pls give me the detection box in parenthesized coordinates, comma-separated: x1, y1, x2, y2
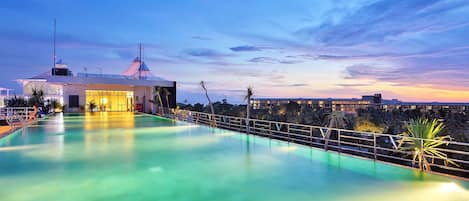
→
(0, 112, 468, 201)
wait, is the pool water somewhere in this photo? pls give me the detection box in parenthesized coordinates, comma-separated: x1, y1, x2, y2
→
(0, 113, 468, 201)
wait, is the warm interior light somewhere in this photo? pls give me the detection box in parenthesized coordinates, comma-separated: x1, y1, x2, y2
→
(86, 90, 134, 112)
(101, 97, 108, 104)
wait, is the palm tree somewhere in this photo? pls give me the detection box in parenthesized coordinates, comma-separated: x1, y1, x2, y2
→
(200, 81, 215, 126)
(29, 88, 45, 107)
(153, 87, 164, 115)
(200, 81, 214, 115)
(163, 88, 171, 109)
(397, 118, 458, 171)
(245, 87, 253, 133)
(324, 111, 346, 150)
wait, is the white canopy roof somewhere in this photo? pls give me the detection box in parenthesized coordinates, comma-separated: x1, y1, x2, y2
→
(122, 57, 154, 79)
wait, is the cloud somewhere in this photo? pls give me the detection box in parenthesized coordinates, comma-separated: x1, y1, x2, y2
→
(289, 83, 307, 87)
(248, 57, 277, 63)
(184, 48, 233, 58)
(115, 49, 135, 59)
(344, 64, 404, 81)
(210, 66, 286, 81)
(229, 45, 282, 52)
(145, 56, 182, 64)
(278, 60, 303, 64)
(248, 56, 303, 64)
(0, 29, 159, 50)
(230, 45, 261, 52)
(155, 54, 243, 66)
(272, 83, 308, 87)
(295, 0, 469, 46)
(191, 36, 212, 40)
(343, 64, 469, 90)
(335, 83, 371, 87)
(314, 46, 469, 61)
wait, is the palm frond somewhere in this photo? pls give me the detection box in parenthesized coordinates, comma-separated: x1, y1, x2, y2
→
(200, 81, 207, 91)
(398, 118, 458, 171)
(163, 88, 171, 96)
(244, 86, 253, 101)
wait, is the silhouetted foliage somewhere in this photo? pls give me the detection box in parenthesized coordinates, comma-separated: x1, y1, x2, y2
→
(178, 100, 469, 143)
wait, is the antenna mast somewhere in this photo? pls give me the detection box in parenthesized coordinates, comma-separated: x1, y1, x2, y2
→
(139, 43, 142, 80)
(53, 19, 57, 68)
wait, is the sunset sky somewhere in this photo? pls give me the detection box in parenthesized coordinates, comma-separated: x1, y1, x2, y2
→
(1, 0, 469, 103)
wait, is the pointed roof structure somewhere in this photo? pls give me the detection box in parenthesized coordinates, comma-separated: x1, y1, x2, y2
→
(121, 57, 155, 80)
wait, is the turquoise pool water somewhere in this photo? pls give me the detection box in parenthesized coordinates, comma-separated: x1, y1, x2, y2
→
(0, 113, 468, 201)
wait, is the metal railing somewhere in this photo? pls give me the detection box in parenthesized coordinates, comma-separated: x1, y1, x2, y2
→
(155, 108, 469, 179)
(0, 107, 35, 122)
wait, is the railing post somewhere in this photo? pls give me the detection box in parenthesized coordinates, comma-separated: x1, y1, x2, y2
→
(269, 122, 272, 138)
(209, 114, 215, 127)
(310, 127, 313, 146)
(373, 134, 377, 160)
(246, 118, 250, 134)
(338, 130, 341, 153)
(239, 118, 243, 132)
(287, 124, 290, 142)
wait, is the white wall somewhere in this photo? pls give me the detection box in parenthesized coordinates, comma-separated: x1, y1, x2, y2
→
(62, 83, 153, 113)
(133, 86, 153, 113)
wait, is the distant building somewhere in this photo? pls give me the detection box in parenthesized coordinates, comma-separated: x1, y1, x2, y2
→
(17, 57, 176, 113)
(382, 100, 469, 113)
(251, 94, 382, 113)
(252, 93, 469, 113)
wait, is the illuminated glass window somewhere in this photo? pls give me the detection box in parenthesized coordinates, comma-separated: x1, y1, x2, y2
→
(85, 90, 134, 112)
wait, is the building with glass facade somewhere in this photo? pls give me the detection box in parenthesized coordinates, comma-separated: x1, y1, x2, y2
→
(252, 94, 469, 113)
(17, 58, 176, 113)
(251, 94, 381, 113)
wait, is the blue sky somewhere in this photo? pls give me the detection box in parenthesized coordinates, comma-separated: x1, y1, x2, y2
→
(2, 0, 469, 103)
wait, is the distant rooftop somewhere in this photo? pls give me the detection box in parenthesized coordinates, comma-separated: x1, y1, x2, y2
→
(18, 57, 174, 87)
(253, 97, 365, 101)
(76, 72, 166, 81)
(252, 96, 469, 106)
(382, 100, 469, 106)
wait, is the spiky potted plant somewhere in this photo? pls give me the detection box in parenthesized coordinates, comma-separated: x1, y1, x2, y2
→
(398, 118, 458, 171)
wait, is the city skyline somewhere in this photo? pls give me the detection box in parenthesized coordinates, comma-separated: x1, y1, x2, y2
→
(2, 0, 469, 103)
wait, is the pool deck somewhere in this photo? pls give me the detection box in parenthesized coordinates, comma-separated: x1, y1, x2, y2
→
(0, 126, 12, 137)
(0, 118, 44, 139)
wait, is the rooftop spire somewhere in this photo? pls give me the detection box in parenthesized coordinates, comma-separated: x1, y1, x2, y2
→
(53, 18, 56, 68)
(121, 43, 154, 79)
